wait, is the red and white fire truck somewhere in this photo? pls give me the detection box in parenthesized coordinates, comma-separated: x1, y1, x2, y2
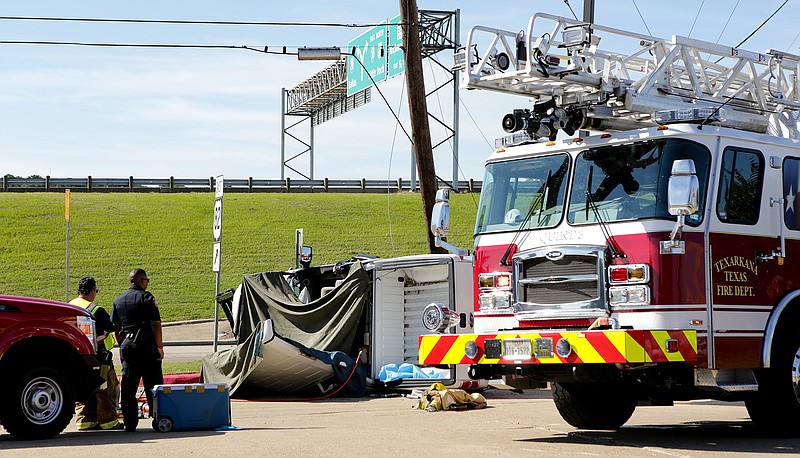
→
(418, 12, 800, 433)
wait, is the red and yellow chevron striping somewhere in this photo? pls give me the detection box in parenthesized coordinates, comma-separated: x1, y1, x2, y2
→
(418, 330, 697, 365)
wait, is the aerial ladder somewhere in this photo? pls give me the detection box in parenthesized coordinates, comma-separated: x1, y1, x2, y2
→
(453, 12, 800, 144)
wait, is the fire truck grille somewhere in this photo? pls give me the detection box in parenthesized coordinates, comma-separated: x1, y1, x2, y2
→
(519, 254, 599, 305)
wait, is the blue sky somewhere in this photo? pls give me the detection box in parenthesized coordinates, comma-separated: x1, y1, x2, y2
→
(1, 1, 798, 181)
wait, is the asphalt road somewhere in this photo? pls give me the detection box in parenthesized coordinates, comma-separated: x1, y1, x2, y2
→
(1, 390, 797, 457)
(4, 322, 797, 455)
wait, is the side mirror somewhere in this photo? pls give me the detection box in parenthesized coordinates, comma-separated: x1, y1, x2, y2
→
(668, 159, 699, 216)
(663, 159, 699, 250)
(430, 189, 468, 256)
(430, 189, 451, 237)
(299, 246, 312, 268)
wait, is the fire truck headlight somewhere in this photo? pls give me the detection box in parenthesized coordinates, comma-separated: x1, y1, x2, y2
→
(493, 292, 511, 309)
(609, 287, 628, 304)
(464, 340, 479, 359)
(626, 286, 649, 304)
(478, 292, 513, 311)
(609, 285, 650, 305)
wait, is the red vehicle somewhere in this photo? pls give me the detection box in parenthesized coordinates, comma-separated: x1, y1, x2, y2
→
(419, 13, 800, 434)
(0, 294, 102, 440)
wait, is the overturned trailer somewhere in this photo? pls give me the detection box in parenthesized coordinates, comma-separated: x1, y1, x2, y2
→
(202, 254, 484, 396)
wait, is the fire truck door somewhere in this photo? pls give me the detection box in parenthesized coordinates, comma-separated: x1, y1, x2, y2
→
(780, 156, 800, 263)
(707, 145, 777, 369)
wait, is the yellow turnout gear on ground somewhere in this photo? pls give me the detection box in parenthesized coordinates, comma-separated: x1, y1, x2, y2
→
(417, 382, 487, 412)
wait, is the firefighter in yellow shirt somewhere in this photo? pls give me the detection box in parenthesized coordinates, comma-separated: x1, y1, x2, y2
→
(71, 277, 122, 431)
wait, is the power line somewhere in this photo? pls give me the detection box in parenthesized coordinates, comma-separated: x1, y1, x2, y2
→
(733, 0, 788, 48)
(630, 0, 653, 36)
(0, 16, 408, 28)
(716, 0, 741, 44)
(0, 40, 268, 52)
(0, 40, 394, 55)
(561, 0, 580, 21)
(459, 99, 493, 152)
(347, 52, 413, 146)
(710, 0, 787, 64)
(787, 29, 800, 51)
(385, 73, 407, 257)
(688, 0, 706, 38)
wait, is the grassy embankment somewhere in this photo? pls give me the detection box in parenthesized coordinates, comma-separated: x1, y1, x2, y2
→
(0, 192, 479, 322)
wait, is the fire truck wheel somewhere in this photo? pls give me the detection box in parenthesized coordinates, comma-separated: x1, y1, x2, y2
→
(744, 330, 800, 436)
(551, 382, 636, 430)
(0, 362, 74, 440)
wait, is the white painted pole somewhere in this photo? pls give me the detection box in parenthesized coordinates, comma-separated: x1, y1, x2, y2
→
(212, 176, 224, 352)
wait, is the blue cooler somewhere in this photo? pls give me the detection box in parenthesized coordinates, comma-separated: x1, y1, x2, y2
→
(152, 384, 231, 432)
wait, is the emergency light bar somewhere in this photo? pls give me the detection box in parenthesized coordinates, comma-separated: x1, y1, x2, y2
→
(495, 131, 536, 148)
(653, 107, 720, 124)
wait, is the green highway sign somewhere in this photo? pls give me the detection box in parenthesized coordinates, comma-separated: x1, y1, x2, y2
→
(347, 22, 387, 96)
(387, 15, 405, 78)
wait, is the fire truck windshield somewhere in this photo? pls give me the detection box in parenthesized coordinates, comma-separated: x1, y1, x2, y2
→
(475, 153, 570, 234)
(568, 138, 710, 225)
(474, 139, 710, 235)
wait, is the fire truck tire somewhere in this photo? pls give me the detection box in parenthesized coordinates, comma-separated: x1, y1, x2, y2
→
(744, 329, 800, 436)
(551, 382, 636, 430)
(0, 362, 74, 440)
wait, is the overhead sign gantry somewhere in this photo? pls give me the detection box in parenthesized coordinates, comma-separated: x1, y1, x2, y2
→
(280, 10, 462, 189)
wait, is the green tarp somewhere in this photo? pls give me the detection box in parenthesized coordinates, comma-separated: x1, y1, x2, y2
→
(201, 262, 370, 395)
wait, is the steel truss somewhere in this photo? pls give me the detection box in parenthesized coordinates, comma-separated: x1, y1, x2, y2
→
(280, 10, 462, 187)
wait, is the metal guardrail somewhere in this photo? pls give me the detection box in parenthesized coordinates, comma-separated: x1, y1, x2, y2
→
(1, 176, 482, 193)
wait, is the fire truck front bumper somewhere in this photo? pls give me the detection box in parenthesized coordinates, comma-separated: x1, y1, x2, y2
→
(419, 330, 698, 365)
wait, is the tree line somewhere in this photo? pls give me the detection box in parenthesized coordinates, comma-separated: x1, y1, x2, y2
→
(5, 174, 43, 179)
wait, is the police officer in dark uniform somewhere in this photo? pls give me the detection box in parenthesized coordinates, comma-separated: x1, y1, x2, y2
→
(111, 268, 164, 432)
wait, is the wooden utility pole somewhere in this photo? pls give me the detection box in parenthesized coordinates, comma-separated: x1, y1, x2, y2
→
(399, 0, 442, 254)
